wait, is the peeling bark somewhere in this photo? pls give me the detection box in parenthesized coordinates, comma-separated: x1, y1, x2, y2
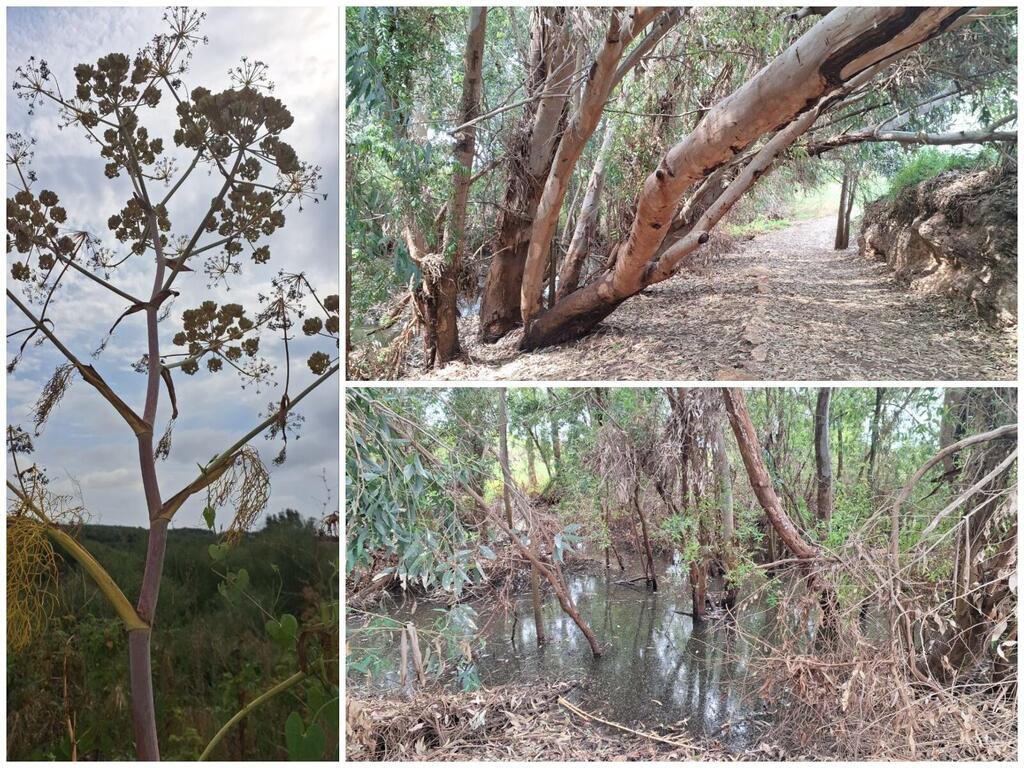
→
(521, 8, 663, 323)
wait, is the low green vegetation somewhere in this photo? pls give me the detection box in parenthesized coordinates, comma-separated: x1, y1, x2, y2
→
(8, 513, 339, 761)
(724, 181, 842, 237)
(887, 147, 999, 197)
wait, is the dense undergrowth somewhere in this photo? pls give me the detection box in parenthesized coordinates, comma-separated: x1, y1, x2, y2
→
(8, 513, 339, 761)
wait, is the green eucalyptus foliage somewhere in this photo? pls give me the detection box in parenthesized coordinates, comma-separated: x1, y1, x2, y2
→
(346, 389, 491, 597)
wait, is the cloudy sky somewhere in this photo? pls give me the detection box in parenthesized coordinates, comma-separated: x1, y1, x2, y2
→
(6, 7, 340, 529)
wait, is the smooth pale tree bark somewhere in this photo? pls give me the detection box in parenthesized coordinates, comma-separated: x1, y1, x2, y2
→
(834, 162, 851, 249)
(528, 426, 553, 479)
(647, 106, 823, 283)
(521, 8, 663, 322)
(548, 390, 562, 476)
(610, 8, 686, 92)
(834, 159, 859, 249)
(836, 411, 844, 481)
(841, 166, 858, 247)
(788, 7, 832, 22)
(517, 7, 972, 350)
(557, 114, 617, 300)
(525, 436, 538, 488)
(866, 387, 885, 495)
(722, 388, 819, 560)
(814, 388, 833, 524)
(431, 7, 487, 366)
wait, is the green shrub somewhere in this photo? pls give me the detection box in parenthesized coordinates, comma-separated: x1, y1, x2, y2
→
(887, 147, 997, 197)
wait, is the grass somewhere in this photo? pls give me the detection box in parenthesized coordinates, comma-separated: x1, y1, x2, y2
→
(789, 181, 843, 219)
(725, 215, 794, 237)
(724, 181, 843, 237)
(886, 147, 997, 197)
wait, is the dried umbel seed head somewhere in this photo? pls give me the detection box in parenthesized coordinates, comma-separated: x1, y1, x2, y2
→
(108, 196, 170, 254)
(174, 86, 296, 168)
(174, 300, 259, 375)
(6, 187, 70, 264)
(307, 351, 331, 375)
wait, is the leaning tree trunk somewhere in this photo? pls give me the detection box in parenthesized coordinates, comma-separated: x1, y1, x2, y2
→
(557, 113, 617, 299)
(722, 388, 819, 560)
(520, 8, 662, 323)
(481, 8, 681, 340)
(488, 507, 603, 656)
(431, 7, 488, 366)
(517, 8, 972, 350)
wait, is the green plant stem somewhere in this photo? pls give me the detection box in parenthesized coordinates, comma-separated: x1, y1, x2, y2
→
(198, 670, 306, 761)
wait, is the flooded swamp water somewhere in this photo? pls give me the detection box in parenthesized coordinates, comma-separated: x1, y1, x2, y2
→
(346, 562, 816, 751)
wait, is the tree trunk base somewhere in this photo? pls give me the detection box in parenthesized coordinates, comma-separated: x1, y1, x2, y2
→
(520, 282, 625, 350)
(479, 247, 526, 342)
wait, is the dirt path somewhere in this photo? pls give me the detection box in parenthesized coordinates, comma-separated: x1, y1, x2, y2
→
(424, 217, 1016, 381)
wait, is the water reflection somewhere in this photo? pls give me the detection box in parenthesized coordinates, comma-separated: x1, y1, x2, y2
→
(348, 566, 776, 750)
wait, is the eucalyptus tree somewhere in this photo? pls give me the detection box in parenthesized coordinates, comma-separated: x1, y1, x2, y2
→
(7, 10, 338, 759)
(350, 7, 1016, 373)
(516, 8, 1011, 350)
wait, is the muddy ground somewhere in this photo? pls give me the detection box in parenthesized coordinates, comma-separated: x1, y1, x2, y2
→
(420, 217, 1016, 381)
